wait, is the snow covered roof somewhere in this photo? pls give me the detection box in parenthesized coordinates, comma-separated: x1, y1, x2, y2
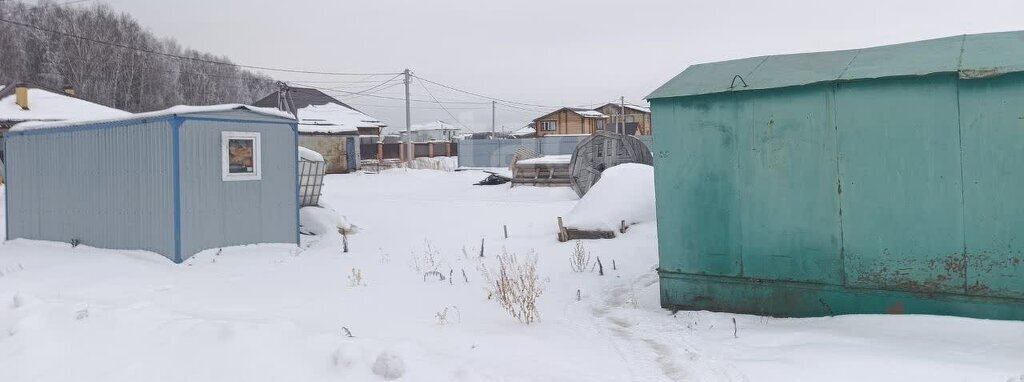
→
(408, 120, 459, 132)
(296, 102, 386, 134)
(534, 107, 609, 121)
(510, 125, 536, 137)
(572, 109, 607, 118)
(517, 154, 572, 165)
(0, 85, 129, 125)
(253, 87, 387, 135)
(10, 104, 294, 132)
(598, 103, 650, 114)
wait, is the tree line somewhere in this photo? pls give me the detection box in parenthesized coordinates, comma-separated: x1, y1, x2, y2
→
(0, 1, 276, 113)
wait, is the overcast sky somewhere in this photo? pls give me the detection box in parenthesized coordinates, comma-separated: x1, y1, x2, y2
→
(98, 0, 1024, 133)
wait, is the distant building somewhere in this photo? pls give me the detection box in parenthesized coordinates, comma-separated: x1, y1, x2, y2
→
(594, 103, 652, 135)
(509, 123, 536, 138)
(399, 120, 461, 142)
(254, 87, 387, 173)
(0, 83, 129, 158)
(532, 107, 608, 137)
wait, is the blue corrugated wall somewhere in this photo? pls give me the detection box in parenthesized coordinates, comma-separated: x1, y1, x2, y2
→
(5, 118, 177, 256)
(5, 110, 299, 263)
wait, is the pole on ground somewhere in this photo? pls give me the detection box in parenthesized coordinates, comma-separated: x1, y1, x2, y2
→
(404, 68, 412, 166)
(620, 96, 626, 135)
(491, 100, 496, 137)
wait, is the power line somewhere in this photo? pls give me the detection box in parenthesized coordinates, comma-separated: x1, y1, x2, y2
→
(288, 73, 404, 98)
(415, 77, 473, 132)
(412, 74, 562, 109)
(345, 102, 490, 110)
(294, 81, 495, 105)
(0, 16, 400, 77)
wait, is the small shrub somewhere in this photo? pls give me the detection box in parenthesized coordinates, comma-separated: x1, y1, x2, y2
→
(435, 306, 461, 325)
(412, 240, 441, 272)
(569, 241, 591, 272)
(348, 268, 365, 287)
(481, 250, 543, 324)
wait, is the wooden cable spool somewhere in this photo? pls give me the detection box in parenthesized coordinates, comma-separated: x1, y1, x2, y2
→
(569, 131, 653, 197)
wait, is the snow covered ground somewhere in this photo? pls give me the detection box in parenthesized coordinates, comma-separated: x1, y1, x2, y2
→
(0, 167, 1022, 381)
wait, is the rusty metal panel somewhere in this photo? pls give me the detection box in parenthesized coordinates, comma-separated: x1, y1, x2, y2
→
(834, 75, 965, 294)
(735, 85, 843, 283)
(958, 72, 1024, 298)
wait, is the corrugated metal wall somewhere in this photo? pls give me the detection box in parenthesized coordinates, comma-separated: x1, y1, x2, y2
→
(177, 115, 298, 258)
(5, 119, 176, 256)
(653, 72, 1024, 319)
(458, 135, 655, 168)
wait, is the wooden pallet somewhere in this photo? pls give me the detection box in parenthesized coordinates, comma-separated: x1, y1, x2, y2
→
(511, 162, 571, 187)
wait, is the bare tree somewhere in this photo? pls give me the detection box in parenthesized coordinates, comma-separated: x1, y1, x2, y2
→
(0, 1, 276, 112)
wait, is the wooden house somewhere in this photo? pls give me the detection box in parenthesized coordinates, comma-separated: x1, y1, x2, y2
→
(594, 103, 652, 135)
(532, 108, 608, 137)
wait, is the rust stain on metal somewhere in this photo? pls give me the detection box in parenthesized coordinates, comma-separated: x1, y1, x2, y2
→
(856, 253, 968, 294)
(885, 301, 905, 315)
(959, 68, 1007, 79)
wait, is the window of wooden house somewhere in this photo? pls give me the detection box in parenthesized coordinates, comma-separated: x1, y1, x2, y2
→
(222, 131, 262, 181)
(624, 115, 636, 123)
(540, 120, 558, 131)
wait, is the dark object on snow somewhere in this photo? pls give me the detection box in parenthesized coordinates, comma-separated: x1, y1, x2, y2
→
(564, 228, 616, 241)
(475, 171, 511, 186)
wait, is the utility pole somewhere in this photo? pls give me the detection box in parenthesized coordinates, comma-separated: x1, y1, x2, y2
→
(404, 69, 412, 165)
(620, 96, 626, 135)
(491, 100, 496, 137)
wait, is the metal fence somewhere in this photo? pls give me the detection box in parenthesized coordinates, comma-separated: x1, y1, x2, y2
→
(457, 135, 654, 168)
(298, 160, 325, 207)
(360, 142, 458, 161)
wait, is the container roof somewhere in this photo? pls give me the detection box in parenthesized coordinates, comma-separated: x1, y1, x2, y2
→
(647, 30, 1024, 99)
(10, 104, 294, 132)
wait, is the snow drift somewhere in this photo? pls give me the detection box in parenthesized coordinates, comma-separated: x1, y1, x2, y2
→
(563, 163, 655, 232)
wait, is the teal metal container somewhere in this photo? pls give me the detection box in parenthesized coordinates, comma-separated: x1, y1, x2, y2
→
(648, 31, 1024, 320)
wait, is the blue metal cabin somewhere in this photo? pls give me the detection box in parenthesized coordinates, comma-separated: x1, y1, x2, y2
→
(648, 31, 1024, 320)
(4, 105, 299, 263)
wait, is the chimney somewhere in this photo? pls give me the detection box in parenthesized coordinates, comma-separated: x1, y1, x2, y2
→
(14, 83, 28, 110)
(63, 85, 75, 97)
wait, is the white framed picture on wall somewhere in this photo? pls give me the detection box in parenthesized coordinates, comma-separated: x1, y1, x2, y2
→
(222, 131, 261, 181)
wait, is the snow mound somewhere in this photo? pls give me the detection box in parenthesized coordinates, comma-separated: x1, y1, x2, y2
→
(405, 157, 457, 172)
(299, 206, 353, 236)
(331, 343, 365, 370)
(563, 163, 655, 232)
(298, 146, 324, 162)
(371, 351, 405, 380)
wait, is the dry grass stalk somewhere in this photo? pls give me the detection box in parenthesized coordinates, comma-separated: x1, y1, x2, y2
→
(481, 251, 543, 324)
(569, 240, 591, 272)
